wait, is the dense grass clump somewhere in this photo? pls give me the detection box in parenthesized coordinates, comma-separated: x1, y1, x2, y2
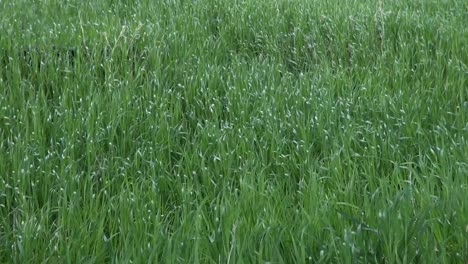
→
(0, 0, 467, 263)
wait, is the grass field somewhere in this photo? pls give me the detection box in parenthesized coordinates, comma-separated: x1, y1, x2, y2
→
(0, 0, 467, 263)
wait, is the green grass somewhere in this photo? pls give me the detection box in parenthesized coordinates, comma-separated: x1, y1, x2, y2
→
(0, 0, 467, 263)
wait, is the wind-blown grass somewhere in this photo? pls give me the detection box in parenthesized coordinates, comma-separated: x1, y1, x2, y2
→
(0, 0, 467, 263)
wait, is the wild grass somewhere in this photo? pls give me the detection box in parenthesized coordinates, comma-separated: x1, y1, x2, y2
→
(0, 0, 467, 263)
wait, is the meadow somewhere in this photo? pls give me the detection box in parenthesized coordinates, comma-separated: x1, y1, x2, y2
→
(0, 0, 467, 263)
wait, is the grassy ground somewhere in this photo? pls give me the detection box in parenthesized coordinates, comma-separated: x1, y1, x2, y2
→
(0, 0, 467, 263)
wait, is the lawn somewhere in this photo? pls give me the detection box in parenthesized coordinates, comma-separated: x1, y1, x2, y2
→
(0, 0, 467, 263)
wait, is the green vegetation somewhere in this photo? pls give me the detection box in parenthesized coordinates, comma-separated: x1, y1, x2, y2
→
(0, 0, 467, 263)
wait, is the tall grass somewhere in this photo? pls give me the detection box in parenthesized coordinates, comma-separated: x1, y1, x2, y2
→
(0, 0, 467, 263)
